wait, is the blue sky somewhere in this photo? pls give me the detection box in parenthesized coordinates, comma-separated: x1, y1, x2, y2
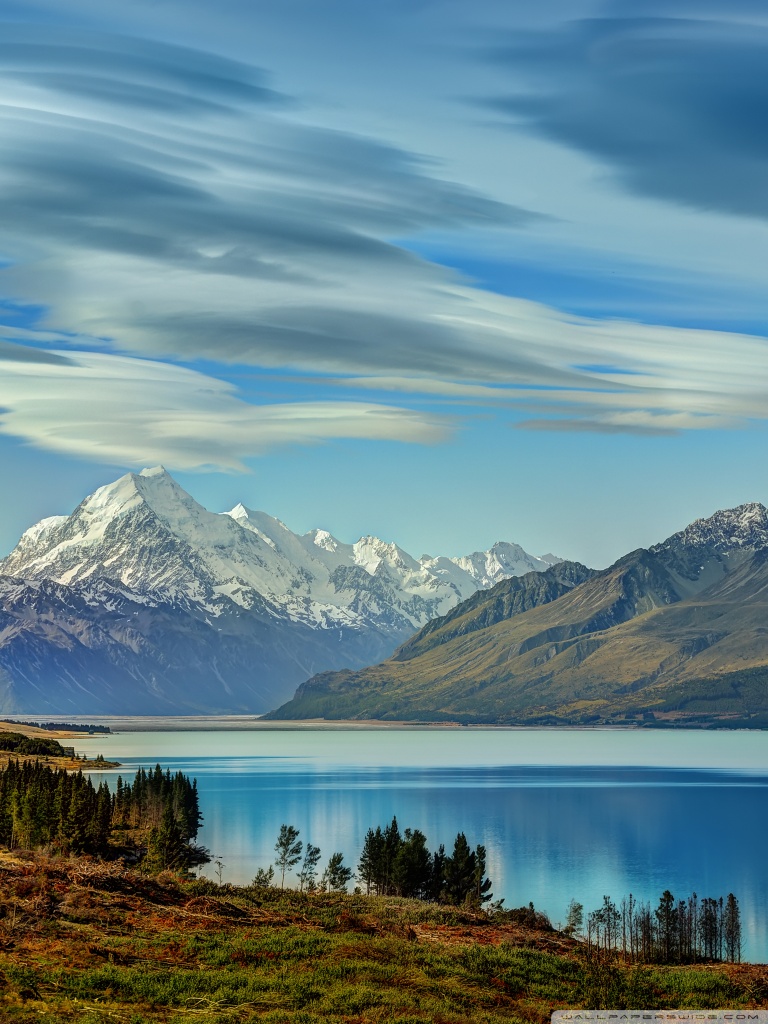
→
(1, 0, 767, 568)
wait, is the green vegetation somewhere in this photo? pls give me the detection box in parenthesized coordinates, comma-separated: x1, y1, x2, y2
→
(0, 854, 762, 1024)
(0, 760, 206, 867)
(357, 818, 492, 905)
(0, 719, 111, 733)
(0, 731, 67, 756)
(266, 549, 768, 727)
(258, 819, 492, 907)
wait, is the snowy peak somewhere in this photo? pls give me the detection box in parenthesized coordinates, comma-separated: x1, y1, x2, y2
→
(309, 529, 339, 553)
(654, 503, 768, 557)
(1, 468, 562, 636)
(352, 536, 421, 576)
(449, 541, 561, 589)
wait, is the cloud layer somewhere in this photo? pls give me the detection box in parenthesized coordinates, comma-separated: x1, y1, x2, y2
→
(0, 345, 446, 469)
(0, 23, 767, 470)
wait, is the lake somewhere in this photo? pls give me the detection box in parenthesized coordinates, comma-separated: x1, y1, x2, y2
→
(69, 724, 768, 962)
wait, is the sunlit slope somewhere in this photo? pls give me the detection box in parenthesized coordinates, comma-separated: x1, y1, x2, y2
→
(267, 528, 768, 725)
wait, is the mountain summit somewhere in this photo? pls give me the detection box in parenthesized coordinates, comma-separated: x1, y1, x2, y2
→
(266, 502, 768, 726)
(0, 468, 558, 714)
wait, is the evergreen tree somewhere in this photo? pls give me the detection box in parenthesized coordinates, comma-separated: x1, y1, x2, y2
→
(428, 844, 446, 902)
(472, 843, 493, 907)
(274, 824, 303, 888)
(443, 832, 476, 905)
(357, 827, 384, 895)
(392, 828, 432, 899)
(724, 893, 741, 963)
(299, 843, 321, 892)
(321, 851, 353, 892)
(565, 898, 584, 936)
(655, 890, 677, 962)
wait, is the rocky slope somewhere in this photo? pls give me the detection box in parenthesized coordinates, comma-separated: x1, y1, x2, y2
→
(0, 468, 558, 714)
(266, 504, 768, 725)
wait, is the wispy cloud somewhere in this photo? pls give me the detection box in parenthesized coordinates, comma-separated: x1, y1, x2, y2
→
(0, 24, 766, 466)
(0, 346, 449, 469)
(484, 2, 768, 219)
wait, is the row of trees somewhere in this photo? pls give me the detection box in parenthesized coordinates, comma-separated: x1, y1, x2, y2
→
(0, 732, 68, 757)
(567, 889, 742, 963)
(0, 719, 111, 733)
(0, 760, 204, 869)
(261, 818, 492, 907)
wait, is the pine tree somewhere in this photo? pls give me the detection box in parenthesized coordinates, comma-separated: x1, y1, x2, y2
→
(274, 824, 303, 889)
(472, 843, 493, 907)
(321, 852, 353, 892)
(724, 893, 741, 963)
(357, 827, 384, 895)
(443, 833, 476, 905)
(392, 828, 432, 899)
(299, 843, 321, 892)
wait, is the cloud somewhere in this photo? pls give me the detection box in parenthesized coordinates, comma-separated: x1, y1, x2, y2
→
(485, 4, 768, 219)
(0, 25, 767, 451)
(0, 340, 72, 365)
(0, 351, 449, 470)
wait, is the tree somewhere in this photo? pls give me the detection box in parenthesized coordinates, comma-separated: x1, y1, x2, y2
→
(299, 843, 321, 892)
(381, 817, 402, 895)
(428, 844, 446, 902)
(252, 866, 275, 888)
(655, 890, 678, 962)
(724, 893, 741, 963)
(392, 828, 432, 899)
(443, 833, 476, 905)
(472, 844, 493, 907)
(357, 827, 384, 895)
(321, 852, 353, 892)
(274, 824, 303, 889)
(565, 899, 584, 937)
(145, 804, 185, 873)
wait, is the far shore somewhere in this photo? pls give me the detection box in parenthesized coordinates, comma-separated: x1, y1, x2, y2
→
(0, 713, 759, 732)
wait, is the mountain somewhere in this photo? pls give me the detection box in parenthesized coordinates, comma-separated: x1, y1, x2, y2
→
(266, 503, 768, 726)
(0, 467, 558, 714)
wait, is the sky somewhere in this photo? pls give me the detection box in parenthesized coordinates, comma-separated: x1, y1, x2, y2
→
(1, 0, 767, 569)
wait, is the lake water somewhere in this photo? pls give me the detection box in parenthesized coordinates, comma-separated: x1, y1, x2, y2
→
(70, 725, 768, 962)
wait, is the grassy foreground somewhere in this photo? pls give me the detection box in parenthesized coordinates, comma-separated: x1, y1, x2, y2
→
(0, 853, 766, 1024)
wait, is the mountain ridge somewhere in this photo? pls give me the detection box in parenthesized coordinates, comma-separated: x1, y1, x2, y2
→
(266, 502, 768, 726)
(0, 467, 560, 714)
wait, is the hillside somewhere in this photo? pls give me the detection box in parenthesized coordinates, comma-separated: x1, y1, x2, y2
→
(0, 854, 763, 1021)
(267, 504, 768, 726)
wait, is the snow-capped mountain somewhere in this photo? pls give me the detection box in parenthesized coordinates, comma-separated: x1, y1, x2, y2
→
(2, 466, 558, 635)
(0, 467, 558, 714)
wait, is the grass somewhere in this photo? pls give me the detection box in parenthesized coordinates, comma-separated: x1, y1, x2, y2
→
(0, 854, 766, 1022)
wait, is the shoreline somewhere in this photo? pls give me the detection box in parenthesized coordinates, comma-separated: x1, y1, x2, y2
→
(0, 713, 763, 732)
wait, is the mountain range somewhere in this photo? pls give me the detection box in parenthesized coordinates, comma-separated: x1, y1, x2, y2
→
(267, 504, 768, 727)
(0, 467, 558, 714)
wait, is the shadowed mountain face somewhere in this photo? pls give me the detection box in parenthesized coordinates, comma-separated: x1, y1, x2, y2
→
(0, 468, 558, 714)
(265, 504, 768, 726)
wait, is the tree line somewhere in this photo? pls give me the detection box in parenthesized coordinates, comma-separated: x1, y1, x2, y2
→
(567, 889, 742, 963)
(0, 719, 111, 734)
(255, 818, 492, 907)
(0, 732, 68, 757)
(0, 760, 204, 869)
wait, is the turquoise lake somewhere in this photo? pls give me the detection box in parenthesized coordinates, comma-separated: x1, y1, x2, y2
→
(71, 724, 768, 962)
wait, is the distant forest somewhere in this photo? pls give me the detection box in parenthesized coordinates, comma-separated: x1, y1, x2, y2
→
(0, 761, 205, 870)
(0, 732, 68, 757)
(0, 719, 111, 734)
